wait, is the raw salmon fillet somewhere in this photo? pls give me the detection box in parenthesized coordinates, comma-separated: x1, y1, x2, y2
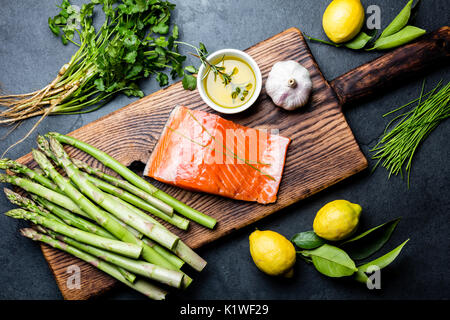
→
(144, 106, 290, 204)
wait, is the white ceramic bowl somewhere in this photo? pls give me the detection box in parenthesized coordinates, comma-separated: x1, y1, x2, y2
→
(197, 49, 262, 114)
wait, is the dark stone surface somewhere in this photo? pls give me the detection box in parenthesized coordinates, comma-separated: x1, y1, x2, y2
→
(0, 0, 449, 300)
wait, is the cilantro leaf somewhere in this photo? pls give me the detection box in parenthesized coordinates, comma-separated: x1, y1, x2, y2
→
(124, 51, 138, 64)
(184, 65, 198, 74)
(172, 24, 179, 39)
(156, 72, 169, 86)
(152, 22, 169, 34)
(182, 74, 197, 90)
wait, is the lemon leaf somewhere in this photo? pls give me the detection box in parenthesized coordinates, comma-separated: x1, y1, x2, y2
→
(340, 218, 401, 260)
(291, 231, 325, 250)
(379, 0, 414, 39)
(344, 32, 373, 50)
(301, 244, 357, 277)
(354, 239, 409, 283)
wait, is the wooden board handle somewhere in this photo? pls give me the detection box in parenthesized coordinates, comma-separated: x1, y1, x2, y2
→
(330, 26, 450, 106)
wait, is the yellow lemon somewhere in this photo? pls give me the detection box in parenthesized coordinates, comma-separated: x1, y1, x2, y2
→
(313, 200, 362, 241)
(249, 230, 296, 277)
(322, 0, 365, 43)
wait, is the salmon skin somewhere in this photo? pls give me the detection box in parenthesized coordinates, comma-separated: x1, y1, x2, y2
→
(144, 106, 290, 204)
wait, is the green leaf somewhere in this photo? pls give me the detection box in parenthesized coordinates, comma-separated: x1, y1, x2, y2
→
(48, 17, 60, 36)
(94, 78, 105, 92)
(156, 72, 168, 86)
(61, 35, 68, 45)
(152, 22, 169, 34)
(182, 74, 197, 90)
(199, 42, 208, 55)
(354, 239, 409, 283)
(155, 46, 166, 57)
(155, 36, 168, 47)
(172, 24, 179, 39)
(340, 218, 401, 260)
(125, 65, 143, 80)
(344, 32, 373, 50)
(123, 83, 144, 98)
(124, 51, 137, 64)
(379, 0, 414, 39)
(184, 65, 198, 74)
(291, 231, 325, 250)
(369, 25, 426, 51)
(124, 34, 139, 48)
(301, 244, 358, 277)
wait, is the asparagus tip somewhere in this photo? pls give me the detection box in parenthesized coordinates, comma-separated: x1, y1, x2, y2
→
(3, 187, 15, 197)
(48, 136, 65, 158)
(0, 158, 11, 170)
(20, 228, 40, 239)
(36, 134, 47, 143)
(4, 188, 24, 206)
(5, 208, 28, 219)
(31, 148, 48, 163)
(0, 158, 22, 171)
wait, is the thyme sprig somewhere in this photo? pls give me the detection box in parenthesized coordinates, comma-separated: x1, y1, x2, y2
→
(175, 42, 236, 87)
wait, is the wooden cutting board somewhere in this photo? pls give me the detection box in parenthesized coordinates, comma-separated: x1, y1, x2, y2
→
(15, 26, 450, 299)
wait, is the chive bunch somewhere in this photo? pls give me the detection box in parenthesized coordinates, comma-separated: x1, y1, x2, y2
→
(371, 80, 450, 186)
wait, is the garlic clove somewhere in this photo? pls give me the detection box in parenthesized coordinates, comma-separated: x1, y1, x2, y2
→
(265, 60, 312, 111)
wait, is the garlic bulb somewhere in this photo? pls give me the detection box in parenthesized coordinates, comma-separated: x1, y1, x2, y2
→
(265, 60, 312, 111)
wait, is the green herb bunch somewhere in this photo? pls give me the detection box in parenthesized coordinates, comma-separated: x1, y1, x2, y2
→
(47, 0, 195, 105)
(0, 0, 198, 155)
(292, 218, 408, 283)
(371, 80, 450, 186)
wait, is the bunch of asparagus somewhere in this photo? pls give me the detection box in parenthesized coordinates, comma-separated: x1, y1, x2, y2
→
(0, 133, 217, 299)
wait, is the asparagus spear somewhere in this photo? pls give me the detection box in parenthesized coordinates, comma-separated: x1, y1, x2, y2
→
(47, 132, 217, 229)
(32, 192, 192, 286)
(37, 136, 175, 217)
(0, 173, 85, 215)
(45, 140, 179, 250)
(33, 146, 193, 284)
(20, 228, 166, 300)
(71, 158, 174, 216)
(0, 172, 183, 282)
(83, 171, 189, 230)
(0, 159, 60, 191)
(0, 171, 183, 275)
(6, 209, 142, 258)
(31, 148, 155, 246)
(30, 225, 137, 284)
(31, 195, 116, 239)
(142, 238, 185, 270)
(43, 228, 184, 288)
(4, 188, 65, 223)
(117, 196, 206, 271)
(0, 169, 137, 239)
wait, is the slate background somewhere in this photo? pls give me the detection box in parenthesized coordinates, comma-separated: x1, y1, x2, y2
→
(0, 0, 448, 300)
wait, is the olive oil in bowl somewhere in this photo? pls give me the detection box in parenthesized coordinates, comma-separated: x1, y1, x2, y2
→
(197, 49, 262, 114)
(203, 57, 256, 109)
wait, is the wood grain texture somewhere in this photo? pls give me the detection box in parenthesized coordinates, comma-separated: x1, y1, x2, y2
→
(330, 26, 450, 106)
(15, 28, 367, 299)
